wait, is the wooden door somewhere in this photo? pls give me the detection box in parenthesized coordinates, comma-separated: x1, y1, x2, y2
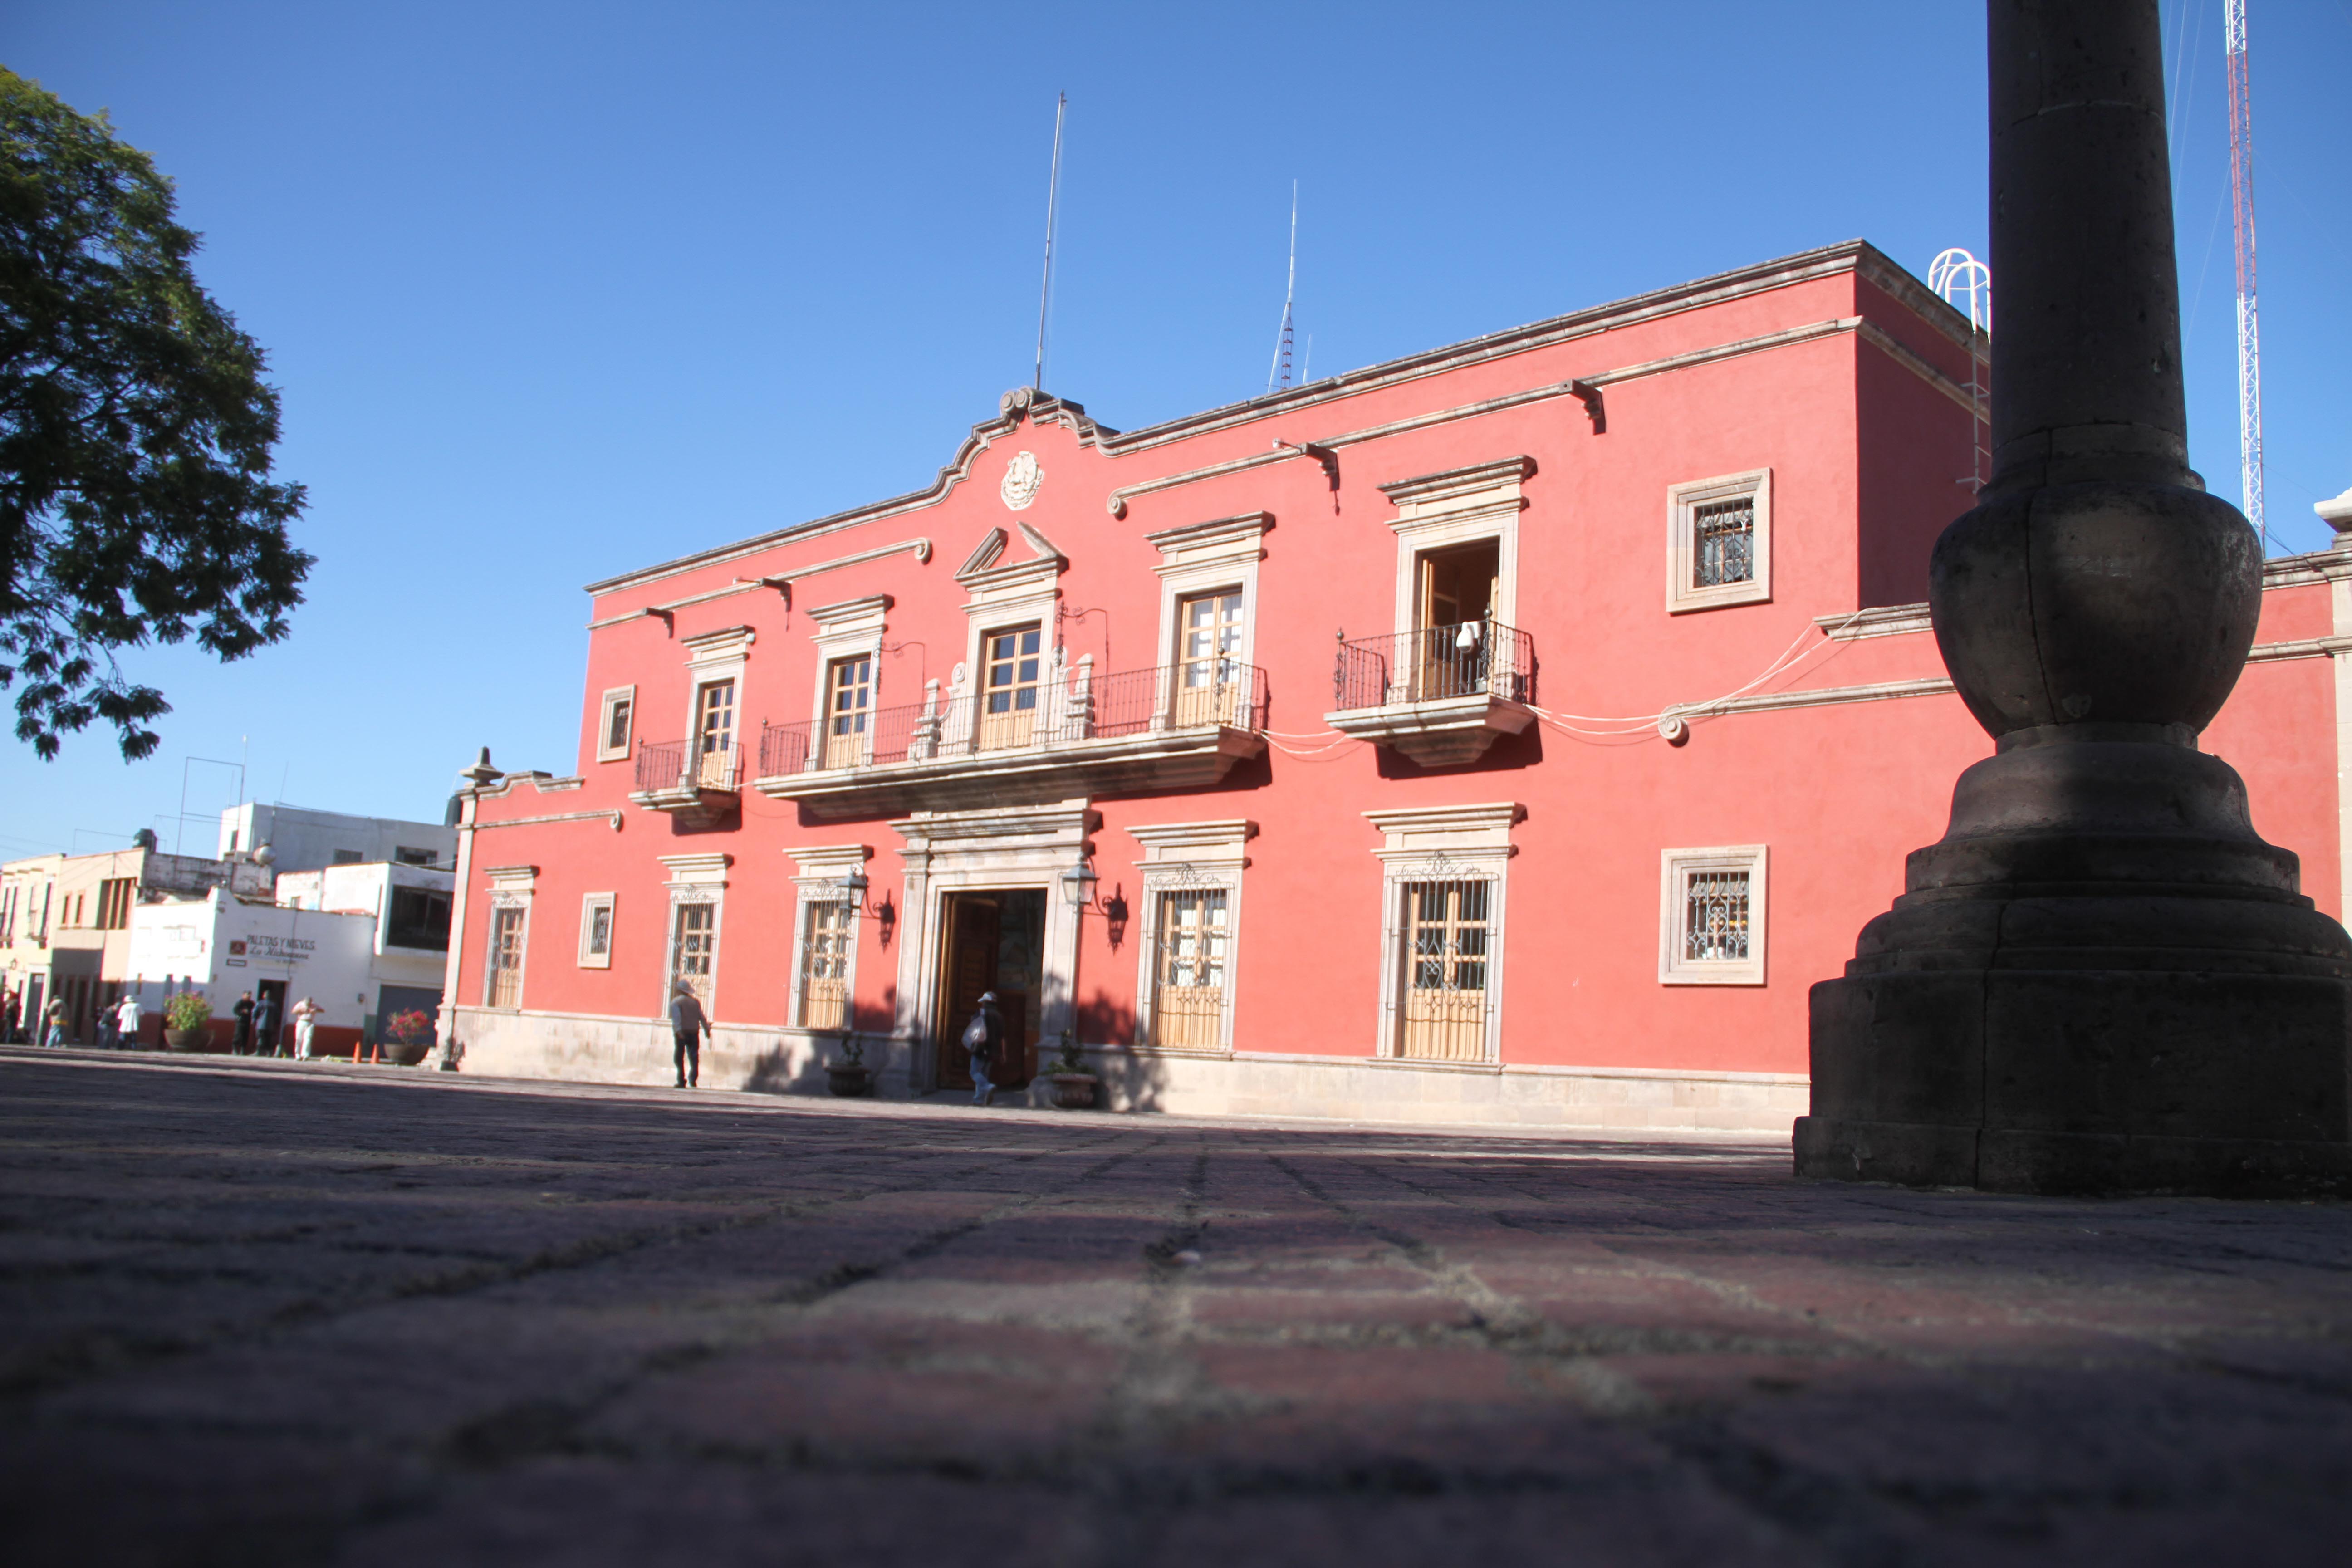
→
(1414, 544, 1500, 700)
(1173, 590, 1246, 727)
(1150, 887, 1229, 1048)
(1398, 878, 1490, 1061)
(694, 680, 736, 787)
(978, 626, 1042, 750)
(821, 656, 871, 769)
(935, 893, 1001, 1089)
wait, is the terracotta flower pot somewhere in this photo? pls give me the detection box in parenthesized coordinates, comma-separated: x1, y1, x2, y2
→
(381, 1037, 432, 1066)
(827, 1064, 872, 1098)
(1048, 1072, 1098, 1111)
(162, 1028, 206, 1052)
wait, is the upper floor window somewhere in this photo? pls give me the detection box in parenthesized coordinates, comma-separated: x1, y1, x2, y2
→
(96, 878, 135, 930)
(332, 850, 363, 866)
(1658, 845, 1768, 985)
(394, 846, 439, 867)
(980, 625, 1042, 750)
(1667, 469, 1773, 612)
(597, 686, 636, 764)
(824, 656, 873, 769)
(387, 887, 452, 951)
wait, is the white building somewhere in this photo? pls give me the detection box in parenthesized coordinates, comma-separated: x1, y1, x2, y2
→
(216, 804, 456, 875)
(124, 860, 454, 1049)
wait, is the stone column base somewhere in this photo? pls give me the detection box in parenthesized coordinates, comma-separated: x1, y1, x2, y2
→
(1799, 960, 2352, 1196)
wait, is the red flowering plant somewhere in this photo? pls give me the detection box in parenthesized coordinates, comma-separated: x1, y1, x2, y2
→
(385, 1009, 434, 1047)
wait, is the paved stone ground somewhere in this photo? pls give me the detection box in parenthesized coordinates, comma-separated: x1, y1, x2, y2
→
(3, 1048, 2350, 1567)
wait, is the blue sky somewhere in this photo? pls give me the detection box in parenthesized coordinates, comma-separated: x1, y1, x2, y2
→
(2, 0, 2346, 859)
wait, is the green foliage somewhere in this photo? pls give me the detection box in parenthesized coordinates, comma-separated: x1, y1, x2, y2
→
(163, 990, 211, 1030)
(0, 67, 310, 759)
(1054, 1029, 1087, 1075)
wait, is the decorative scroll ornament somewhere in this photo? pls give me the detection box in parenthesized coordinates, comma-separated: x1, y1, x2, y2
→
(1401, 851, 1489, 882)
(1000, 451, 1044, 512)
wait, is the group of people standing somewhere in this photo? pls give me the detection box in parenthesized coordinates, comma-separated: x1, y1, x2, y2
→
(0, 985, 325, 1056)
(229, 991, 328, 1058)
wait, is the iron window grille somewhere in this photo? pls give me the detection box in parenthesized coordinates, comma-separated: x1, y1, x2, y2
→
(670, 902, 716, 1005)
(1658, 846, 1768, 985)
(1396, 877, 1492, 1061)
(1148, 887, 1230, 1049)
(796, 900, 853, 1030)
(1693, 499, 1755, 588)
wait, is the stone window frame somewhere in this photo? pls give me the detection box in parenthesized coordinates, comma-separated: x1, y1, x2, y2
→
(784, 844, 872, 1039)
(1658, 844, 1769, 986)
(1666, 468, 1773, 613)
(1378, 458, 1533, 646)
(657, 853, 730, 1015)
(1145, 513, 1271, 723)
(1364, 804, 1522, 1064)
(595, 685, 636, 764)
(481, 864, 536, 1011)
(951, 523, 1066, 724)
(1127, 819, 1257, 1056)
(577, 891, 616, 969)
(677, 627, 754, 769)
(802, 596, 891, 771)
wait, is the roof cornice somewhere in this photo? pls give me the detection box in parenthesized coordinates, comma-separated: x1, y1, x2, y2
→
(585, 240, 1969, 600)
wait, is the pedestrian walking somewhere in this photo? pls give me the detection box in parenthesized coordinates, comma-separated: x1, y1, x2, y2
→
(669, 982, 708, 1088)
(43, 995, 67, 1047)
(232, 992, 255, 1055)
(291, 997, 322, 1060)
(253, 991, 281, 1058)
(962, 991, 1005, 1107)
(97, 1000, 119, 1049)
(1, 989, 17, 1044)
(114, 993, 142, 1050)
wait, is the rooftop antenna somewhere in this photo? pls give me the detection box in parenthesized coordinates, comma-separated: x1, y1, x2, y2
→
(1927, 247, 1993, 494)
(2224, 0, 2267, 553)
(1033, 92, 1066, 392)
(1266, 181, 1297, 396)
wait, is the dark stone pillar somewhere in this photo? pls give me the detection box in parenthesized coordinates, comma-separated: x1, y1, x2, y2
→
(1794, 0, 2352, 1196)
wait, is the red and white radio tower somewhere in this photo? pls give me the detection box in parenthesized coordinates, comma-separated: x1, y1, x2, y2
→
(2224, 0, 2266, 550)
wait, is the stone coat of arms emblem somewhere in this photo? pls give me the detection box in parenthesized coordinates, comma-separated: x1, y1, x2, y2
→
(1000, 451, 1044, 512)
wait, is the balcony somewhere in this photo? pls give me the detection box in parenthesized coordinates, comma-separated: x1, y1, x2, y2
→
(629, 738, 740, 827)
(1325, 622, 1536, 766)
(753, 659, 1269, 818)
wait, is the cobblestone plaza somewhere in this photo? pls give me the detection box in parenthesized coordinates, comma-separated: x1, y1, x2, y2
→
(5, 1049, 2349, 1565)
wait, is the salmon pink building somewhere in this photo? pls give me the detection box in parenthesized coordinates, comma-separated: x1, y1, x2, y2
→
(441, 240, 2352, 1132)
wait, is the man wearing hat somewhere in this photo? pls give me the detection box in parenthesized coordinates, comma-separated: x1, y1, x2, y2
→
(962, 991, 1005, 1107)
(669, 981, 710, 1088)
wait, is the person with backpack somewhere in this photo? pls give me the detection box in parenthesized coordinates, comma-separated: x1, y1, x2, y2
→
(669, 982, 709, 1088)
(962, 990, 1005, 1107)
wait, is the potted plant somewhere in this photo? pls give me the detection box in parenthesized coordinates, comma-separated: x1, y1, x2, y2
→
(1046, 1030, 1098, 1110)
(381, 1009, 435, 1067)
(162, 992, 211, 1052)
(826, 1034, 872, 1097)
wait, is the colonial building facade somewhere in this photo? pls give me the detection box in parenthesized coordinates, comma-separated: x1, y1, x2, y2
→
(441, 241, 2352, 1132)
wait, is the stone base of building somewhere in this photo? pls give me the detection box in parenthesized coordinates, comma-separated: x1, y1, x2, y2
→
(446, 1007, 1803, 1135)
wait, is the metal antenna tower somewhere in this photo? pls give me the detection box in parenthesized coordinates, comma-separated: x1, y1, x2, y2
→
(1928, 247, 1994, 494)
(1266, 182, 1297, 396)
(2224, 0, 2266, 551)
(1033, 92, 1066, 392)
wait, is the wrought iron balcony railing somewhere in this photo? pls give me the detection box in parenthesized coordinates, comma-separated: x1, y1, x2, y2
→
(634, 737, 739, 794)
(758, 658, 1269, 778)
(1332, 621, 1534, 712)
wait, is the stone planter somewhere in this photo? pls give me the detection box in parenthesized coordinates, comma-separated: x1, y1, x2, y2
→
(827, 1064, 873, 1098)
(380, 1037, 432, 1067)
(162, 1028, 206, 1053)
(1048, 1072, 1098, 1111)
